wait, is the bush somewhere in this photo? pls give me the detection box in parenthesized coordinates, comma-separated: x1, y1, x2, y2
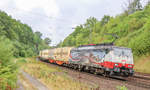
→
(0, 37, 18, 89)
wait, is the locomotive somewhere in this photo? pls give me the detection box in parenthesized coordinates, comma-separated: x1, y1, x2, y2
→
(39, 43, 134, 77)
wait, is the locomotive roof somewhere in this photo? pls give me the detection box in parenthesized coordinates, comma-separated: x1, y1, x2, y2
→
(72, 44, 131, 51)
(40, 44, 131, 52)
(78, 43, 114, 47)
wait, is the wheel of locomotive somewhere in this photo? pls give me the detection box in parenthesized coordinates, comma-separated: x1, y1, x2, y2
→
(103, 71, 111, 77)
(100, 69, 105, 76)
(83, 66, 90, 73)
(71, 64, 74, 69)
(94, 68, 101, 75)
(74, 65, 78, 70)
(69, 64, 72, 68)
(123, 72, 129, 77)
(72, 64, 75, 69)
(90, 69, 95, 74)
(72, 64, 74, 69)
(78, 65, 83, 71)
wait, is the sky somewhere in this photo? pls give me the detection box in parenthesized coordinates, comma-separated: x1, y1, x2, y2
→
(0, 0, 148, 45)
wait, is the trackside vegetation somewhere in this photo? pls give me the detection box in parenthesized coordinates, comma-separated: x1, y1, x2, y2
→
(0, 10, 50, 89)
(0, 37, 18, 89)
(117, 86, 128, 90)
(21, 58, 97, 90)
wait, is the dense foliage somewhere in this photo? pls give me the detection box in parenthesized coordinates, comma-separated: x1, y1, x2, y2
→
(0, 11, 50, 57)
(0, 11, 50, 89)
(0, 37, 18, 89)
(62, 5, 150, 56)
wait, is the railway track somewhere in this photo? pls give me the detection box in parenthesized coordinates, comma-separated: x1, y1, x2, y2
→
(40, 60, 150, 90)
(133, 72, 150, 80)
(127, 73, 150, 89)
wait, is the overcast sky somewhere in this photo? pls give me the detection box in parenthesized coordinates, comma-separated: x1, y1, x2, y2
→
(0, 0, 148, 45)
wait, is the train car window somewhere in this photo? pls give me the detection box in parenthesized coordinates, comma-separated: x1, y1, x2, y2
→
(113, 48, 133, 64)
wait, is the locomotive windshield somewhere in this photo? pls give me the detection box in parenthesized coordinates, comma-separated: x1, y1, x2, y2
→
(114, 48, 132, 57)
(113, 48, 133, 64)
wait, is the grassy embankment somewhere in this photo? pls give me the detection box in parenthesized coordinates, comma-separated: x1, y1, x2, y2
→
(20, 58, 98, 90)
(134, 55, 150, 73)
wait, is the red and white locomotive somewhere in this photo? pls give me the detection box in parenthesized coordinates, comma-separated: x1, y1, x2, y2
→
(69, 43, 134, 77)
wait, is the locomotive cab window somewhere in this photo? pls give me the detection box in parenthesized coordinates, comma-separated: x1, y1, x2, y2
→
(113, 48, 133, 64)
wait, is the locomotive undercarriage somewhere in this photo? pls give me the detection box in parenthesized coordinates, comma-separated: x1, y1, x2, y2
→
(104, 67, 134, 77)
(66, 63, 134, 77)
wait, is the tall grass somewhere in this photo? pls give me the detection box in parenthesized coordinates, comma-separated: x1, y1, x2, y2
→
(22, 58, 97, 90)
(134, 54, 150, 73)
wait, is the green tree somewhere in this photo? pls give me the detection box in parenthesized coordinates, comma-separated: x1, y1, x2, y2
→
(0, 10, 50, 57)
(33, 31, 43, 54)
(124, 0, 142, 15)
(101, 15, 111, 26)
(44, 37, 51, 45)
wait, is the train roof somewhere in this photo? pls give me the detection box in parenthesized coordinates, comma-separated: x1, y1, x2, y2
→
(40, 47, 74, 51)
(78, 43, 114, 47)
(40, 43, 131, 52)
(72, 43, 131, 51)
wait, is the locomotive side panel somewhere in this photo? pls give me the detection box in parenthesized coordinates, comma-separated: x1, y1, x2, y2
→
(69, 49, 106, 67)
(69, 45, 134, 77)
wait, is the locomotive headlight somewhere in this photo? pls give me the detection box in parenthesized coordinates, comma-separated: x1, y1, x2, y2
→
(128, 65, 132, 67)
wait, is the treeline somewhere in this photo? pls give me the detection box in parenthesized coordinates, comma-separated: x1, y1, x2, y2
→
(61, 1, 150, 56)
(0, 11, 51, 57)
(0, 11, 50, 89)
